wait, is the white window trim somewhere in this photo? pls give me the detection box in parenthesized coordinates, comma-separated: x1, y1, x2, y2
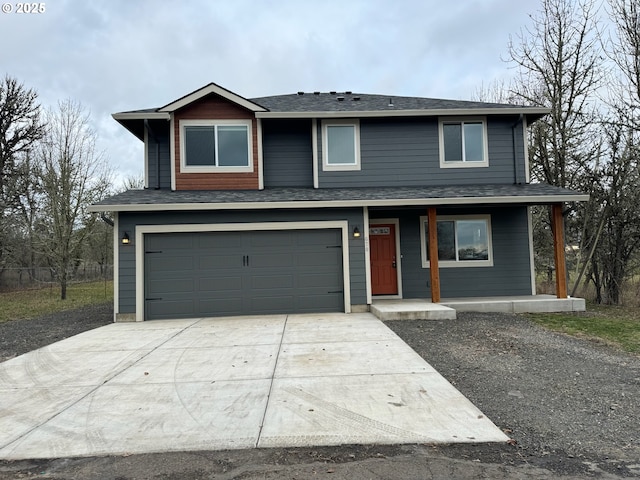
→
(438, 117, 489, 168)
(179, 119, 254, 173)
(420, 214, 493, 268)
(321, 119, 361, 171)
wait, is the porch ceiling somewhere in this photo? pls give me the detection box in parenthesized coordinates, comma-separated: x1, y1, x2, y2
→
(89, 184, 588, 213)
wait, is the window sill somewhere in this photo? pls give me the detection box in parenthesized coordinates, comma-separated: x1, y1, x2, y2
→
(422, 260, 494, 269)
(439, 161, 489, 168)
(181, 165, 254, 174)
(322, 163, 361, 172)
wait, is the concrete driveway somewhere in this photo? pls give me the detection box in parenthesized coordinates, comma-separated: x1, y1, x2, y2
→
(0, 313, 507, 459)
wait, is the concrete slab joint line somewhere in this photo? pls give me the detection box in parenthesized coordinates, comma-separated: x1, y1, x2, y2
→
(256, 314, 289, 447)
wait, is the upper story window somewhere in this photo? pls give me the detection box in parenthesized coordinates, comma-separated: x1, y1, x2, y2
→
(180, 119, 253, 173)
(439, 117, 488, 168)
(420, 215, 493, 268)
(322, 119, 361, 171)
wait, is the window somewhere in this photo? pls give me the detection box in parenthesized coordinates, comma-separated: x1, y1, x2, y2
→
(322, 119, 361, 171)
(420, 215, 493, 268)
(180, 120, 253, 172)
(439, 118, 488, 167)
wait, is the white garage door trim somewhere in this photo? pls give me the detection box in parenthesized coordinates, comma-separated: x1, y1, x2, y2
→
(135, 221, 351, 322)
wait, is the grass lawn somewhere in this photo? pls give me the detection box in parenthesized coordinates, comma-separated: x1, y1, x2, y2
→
(529, 304, 640, 354)
(0, 281, 113, 324)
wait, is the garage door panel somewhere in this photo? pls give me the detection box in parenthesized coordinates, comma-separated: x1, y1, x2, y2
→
(147, 234, 194, 250)
(197, 232, 243, 249)
(250, 253, 294, 268)
(198, 254, 241, 269)
(147, 255, 194, 272)
(295, 250, 341, 267)
(198, 276, 243, 292)
(250, 274, 294, 289)
(145, 228, 344, 320)
(198, 297, 244, 315)
(249, 231, 294, 247)
(148, 278, 195, 294)
(297, 230, 341, 246)
(146, 300, 195, 319)
(295, 293, 343, 312)
(248, 295, 294, 313)
(298, 272, 342, 288)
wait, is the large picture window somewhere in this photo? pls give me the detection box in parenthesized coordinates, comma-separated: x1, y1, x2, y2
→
(180, 120, 252, 172)
(322, 119, 361, 171)
(420, 215, 493, 268)
(439, 118, 488, 167)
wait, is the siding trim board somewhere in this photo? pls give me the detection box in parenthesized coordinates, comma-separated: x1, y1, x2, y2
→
(134, 221, 351, 322)
(113, 213, 120, 322)
(363, 207, 372, 305)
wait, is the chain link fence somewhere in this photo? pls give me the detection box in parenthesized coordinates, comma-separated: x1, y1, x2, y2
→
(0, 264, 113, 293)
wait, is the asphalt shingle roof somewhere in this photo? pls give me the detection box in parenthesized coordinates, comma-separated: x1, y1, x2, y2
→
(90, 184, 587, 212)
(249, 92, 529, 113)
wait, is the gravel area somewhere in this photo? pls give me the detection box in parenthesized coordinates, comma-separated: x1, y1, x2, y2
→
(386, 313, 640, 477)
(0, 307, 639, 479)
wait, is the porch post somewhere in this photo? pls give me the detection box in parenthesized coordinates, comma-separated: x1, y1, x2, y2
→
(551, 203, 568, 299)
(427, 207, 441, 303)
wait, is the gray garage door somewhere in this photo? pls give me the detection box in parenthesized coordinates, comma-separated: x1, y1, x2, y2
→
(144, 229, 344, 320)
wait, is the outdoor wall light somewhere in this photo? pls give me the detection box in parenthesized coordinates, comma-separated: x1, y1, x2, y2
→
(353, 227, 361, 238)
(121, 232, 130, 245)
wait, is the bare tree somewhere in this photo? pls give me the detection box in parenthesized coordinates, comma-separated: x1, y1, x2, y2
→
(0, 75, 45, 276)
(121, 174, 145, 190)
(508, 0, 603, 188)
(506, 0, 605, 296)
(583, 0, 640, 304)
(36, 100, 111, 299)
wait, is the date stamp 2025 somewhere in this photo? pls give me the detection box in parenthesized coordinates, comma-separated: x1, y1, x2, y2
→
(2, 2, 46, 14)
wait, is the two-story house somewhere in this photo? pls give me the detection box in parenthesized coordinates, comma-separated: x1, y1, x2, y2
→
(90, 82, 588, 322)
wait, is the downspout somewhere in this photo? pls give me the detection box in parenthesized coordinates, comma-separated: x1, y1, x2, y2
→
(512, 114, 524, 184)
(100, 212, 114, 227)
(144, 119, 161, 189)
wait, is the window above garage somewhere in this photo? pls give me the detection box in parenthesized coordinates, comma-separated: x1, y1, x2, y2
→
(180, 119, 253, 173)
(438, 117, 488, 168)
(321, 119, 361, 171)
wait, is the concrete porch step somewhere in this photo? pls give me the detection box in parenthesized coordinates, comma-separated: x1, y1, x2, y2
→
(371, 300, 456, 321)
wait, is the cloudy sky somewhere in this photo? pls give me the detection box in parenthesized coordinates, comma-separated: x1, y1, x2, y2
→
(0, 0, 541, 185)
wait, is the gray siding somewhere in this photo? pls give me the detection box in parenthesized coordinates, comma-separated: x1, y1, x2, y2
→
(370, 205, 532, 298)
(117, 208, 366, 314)
(146, 120, 171, 189)
(262, 119, 314, 187)
(318, 116, 524, 188)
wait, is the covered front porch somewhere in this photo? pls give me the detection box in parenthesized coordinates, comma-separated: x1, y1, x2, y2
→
(371, 295, 587, 321)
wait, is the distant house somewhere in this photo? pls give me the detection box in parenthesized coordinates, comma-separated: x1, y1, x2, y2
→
(90, 83, 588, 321)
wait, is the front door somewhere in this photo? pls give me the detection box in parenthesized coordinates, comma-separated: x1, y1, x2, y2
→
(370, 223, 398, 295)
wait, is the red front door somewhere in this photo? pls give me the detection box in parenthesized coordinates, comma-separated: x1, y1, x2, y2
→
(370, 223, 398, 295)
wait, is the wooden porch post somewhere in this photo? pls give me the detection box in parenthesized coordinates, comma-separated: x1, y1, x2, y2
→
(428, 207, 441, 303)
(552, 203, 568, 299)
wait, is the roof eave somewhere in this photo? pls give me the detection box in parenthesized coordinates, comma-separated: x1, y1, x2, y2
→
(112, 112, 171, 141)
(89, 193, 589, 213)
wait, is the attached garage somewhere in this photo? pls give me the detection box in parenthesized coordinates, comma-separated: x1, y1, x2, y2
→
(143, 228, 345, 320)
